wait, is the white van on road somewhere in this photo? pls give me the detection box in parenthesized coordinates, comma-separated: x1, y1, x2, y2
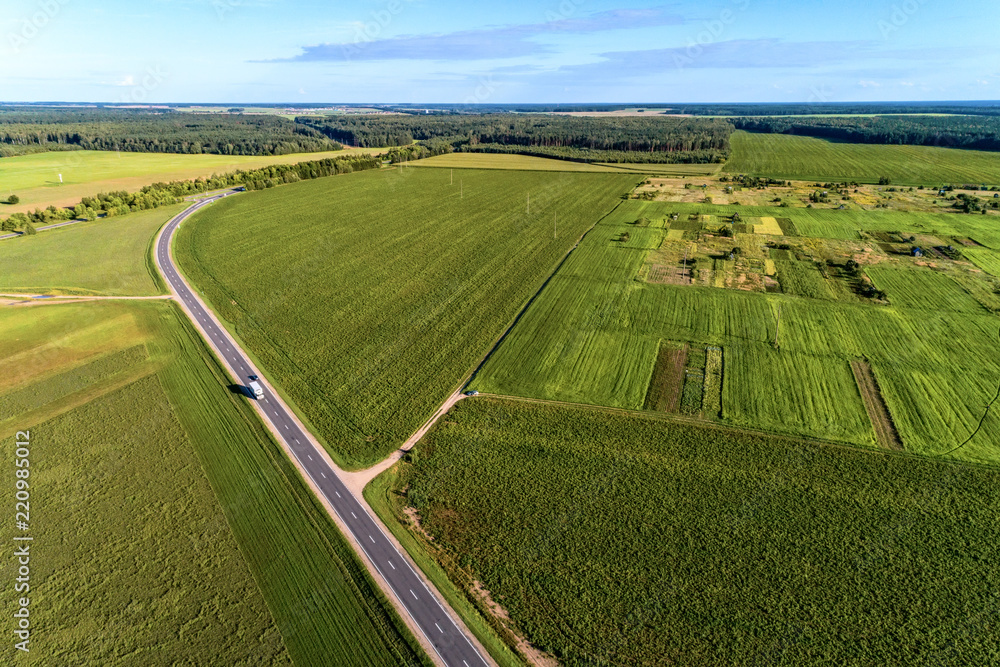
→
(248, 381, 264, 399)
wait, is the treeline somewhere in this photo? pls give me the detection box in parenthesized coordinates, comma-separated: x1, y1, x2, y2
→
(1, 153, 380, 233)
(299, 114, 733, 161)
(733, 115, 1000, 151)
(679, 103, 1000, 117)
(0, 108, 342, 156)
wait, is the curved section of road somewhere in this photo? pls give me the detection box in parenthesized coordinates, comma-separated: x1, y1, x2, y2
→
(155, 195, 490, 667)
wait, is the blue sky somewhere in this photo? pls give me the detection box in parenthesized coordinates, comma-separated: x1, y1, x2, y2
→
(1, 0, 998, 103)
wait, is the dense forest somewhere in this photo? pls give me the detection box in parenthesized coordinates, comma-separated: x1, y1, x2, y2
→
(299, 114, 733, 162)
(0, 108, 341, 156)
(733, 115, 1000, 151)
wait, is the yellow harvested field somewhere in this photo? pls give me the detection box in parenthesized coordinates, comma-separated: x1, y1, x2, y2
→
(764, 259, 777, 276)
(0, 149, 376, 214)
(754, 216, 783, 235)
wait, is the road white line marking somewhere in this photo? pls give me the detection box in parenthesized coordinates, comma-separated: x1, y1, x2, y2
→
(283, 424, 288, 430)
(307, 454, 313, 461)
(335, 491, 341, 498)
(321, 472, 326, 479)
(410, 589, 419, 600)
(369, 535, 376, 544)
(351, 512, 357, 518)
(463, 661, 470, 667)
(388, 560, 395, 570)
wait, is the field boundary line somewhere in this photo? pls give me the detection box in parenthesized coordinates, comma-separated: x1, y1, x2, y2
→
(349, 192, 640, 488)
(476, 392, 1000, 472)
(465, 197, 636, 389)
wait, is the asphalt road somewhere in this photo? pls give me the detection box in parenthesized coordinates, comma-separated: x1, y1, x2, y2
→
(156, 194, 488, 667)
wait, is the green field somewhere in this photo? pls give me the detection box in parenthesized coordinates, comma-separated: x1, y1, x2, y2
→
(407, 153, 629, 172)
(724, 131, 1000, 185)
(0, 204, 185, 295)
(407, 152, 724, 176)
(471, 198, 1000, 463)
(175, 167, 638, 468)
(0, 149, 356, 214)
(380, 397, 1000, 666)
(0, 301, 428, 666)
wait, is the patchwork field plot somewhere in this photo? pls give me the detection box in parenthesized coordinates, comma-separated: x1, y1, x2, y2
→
(379, 397, 1000, 666)
(0, 149, 354, 214)
(0, 302, 428, 666)
(724, 131, 1000, 185)
(176, 167, 638, 467)
(643, 342, 687, 411)
(752, 215, 782, 235)
(851, 359, 903, 450)
(0, 204, 185, 295)
(471, 193, 1000, 462)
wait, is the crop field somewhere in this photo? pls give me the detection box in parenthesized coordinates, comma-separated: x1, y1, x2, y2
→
(406, 153, 628, 172)
(0, 302, 428, 666)
(0, 303, 286, 664)
(866, 265, 987, 312)
(0, 149, 355, 214)
(175, 166, 638, 468)
(0, 203, 185, 295)
(964, 246, 1000, 276)
(471, 197, 1000, 462)
(406, 152, 724, 176)
(381, 397, 1000, 666)
(724, 131, 1000, 185)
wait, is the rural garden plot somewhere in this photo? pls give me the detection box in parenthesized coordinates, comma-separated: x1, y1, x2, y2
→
(474, 200, 1000, 463)
(176, 167, 638, 467)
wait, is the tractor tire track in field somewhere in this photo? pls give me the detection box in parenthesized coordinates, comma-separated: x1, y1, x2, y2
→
(465, 198, 632, 388)
(940, 326, 1000, 457)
